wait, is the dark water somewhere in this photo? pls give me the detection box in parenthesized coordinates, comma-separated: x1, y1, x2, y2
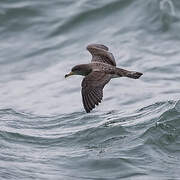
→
(0, 0, 180, 179)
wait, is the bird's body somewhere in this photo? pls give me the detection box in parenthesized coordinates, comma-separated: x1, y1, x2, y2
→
(65, 44, 143, 113)
(72, 62, 141, 79)
(72, 62, 115, 76)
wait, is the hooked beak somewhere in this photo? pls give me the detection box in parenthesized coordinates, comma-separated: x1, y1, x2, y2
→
(65, 71, 75, 78)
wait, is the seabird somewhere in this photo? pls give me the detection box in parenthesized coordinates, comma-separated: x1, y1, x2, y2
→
(65, 44, 143, 113)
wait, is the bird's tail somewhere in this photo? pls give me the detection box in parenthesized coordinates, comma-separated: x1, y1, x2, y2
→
(126, 71, 143, 79)
(116, 68, 143, 79)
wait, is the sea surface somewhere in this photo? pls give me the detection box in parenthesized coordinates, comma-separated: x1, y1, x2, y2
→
(0, 0, 180, 179)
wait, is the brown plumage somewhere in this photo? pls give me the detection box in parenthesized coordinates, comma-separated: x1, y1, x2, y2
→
(65, 44, 143, 113)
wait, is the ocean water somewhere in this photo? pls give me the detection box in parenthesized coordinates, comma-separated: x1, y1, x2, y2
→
(0, 0, 180, 179)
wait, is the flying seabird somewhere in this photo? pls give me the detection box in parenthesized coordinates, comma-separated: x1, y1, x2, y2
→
(65, 44, 143, 113)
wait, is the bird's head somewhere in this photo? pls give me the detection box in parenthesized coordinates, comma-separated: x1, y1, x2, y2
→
(65, 64, 91, 78)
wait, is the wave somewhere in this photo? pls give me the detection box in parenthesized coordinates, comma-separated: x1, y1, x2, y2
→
(0, 103, 179, 179)
(140, 100, 180, 153)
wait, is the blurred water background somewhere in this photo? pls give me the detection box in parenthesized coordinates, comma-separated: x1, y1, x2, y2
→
(0, 0, 180, 179)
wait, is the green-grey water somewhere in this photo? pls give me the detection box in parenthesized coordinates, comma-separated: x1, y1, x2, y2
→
(0, 0, 180, 179)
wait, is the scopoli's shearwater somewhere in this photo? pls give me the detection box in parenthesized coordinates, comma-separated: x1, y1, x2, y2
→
(65, 44, 143, 113)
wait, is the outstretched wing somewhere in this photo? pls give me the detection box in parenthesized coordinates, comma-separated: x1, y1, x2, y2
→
(87, 44, 116, 66)
(81, 71, 111, 113)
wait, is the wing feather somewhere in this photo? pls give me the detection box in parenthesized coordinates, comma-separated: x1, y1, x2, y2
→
(87, 44, 116, 66)
(82, 93, 89, 113)
(81, 71, 111, 113)
(87, 94, 95, 109)
(89, 92, 99, 105)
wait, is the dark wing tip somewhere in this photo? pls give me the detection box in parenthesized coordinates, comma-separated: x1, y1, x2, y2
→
(86, 44, 116, 66)
(81, 71, 111, 113)
(87, 44, 109, 51)
(82, 88, 103, 113)
(82, 92, 102, 113)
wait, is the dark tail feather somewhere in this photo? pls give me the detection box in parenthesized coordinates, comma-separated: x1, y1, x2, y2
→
(126, 71, 143, 79)
(116, 68, 143, 79)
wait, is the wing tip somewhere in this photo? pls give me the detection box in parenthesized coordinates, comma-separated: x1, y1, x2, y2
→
(82, 93, 102, 113)
(87, 44, 109, 51)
